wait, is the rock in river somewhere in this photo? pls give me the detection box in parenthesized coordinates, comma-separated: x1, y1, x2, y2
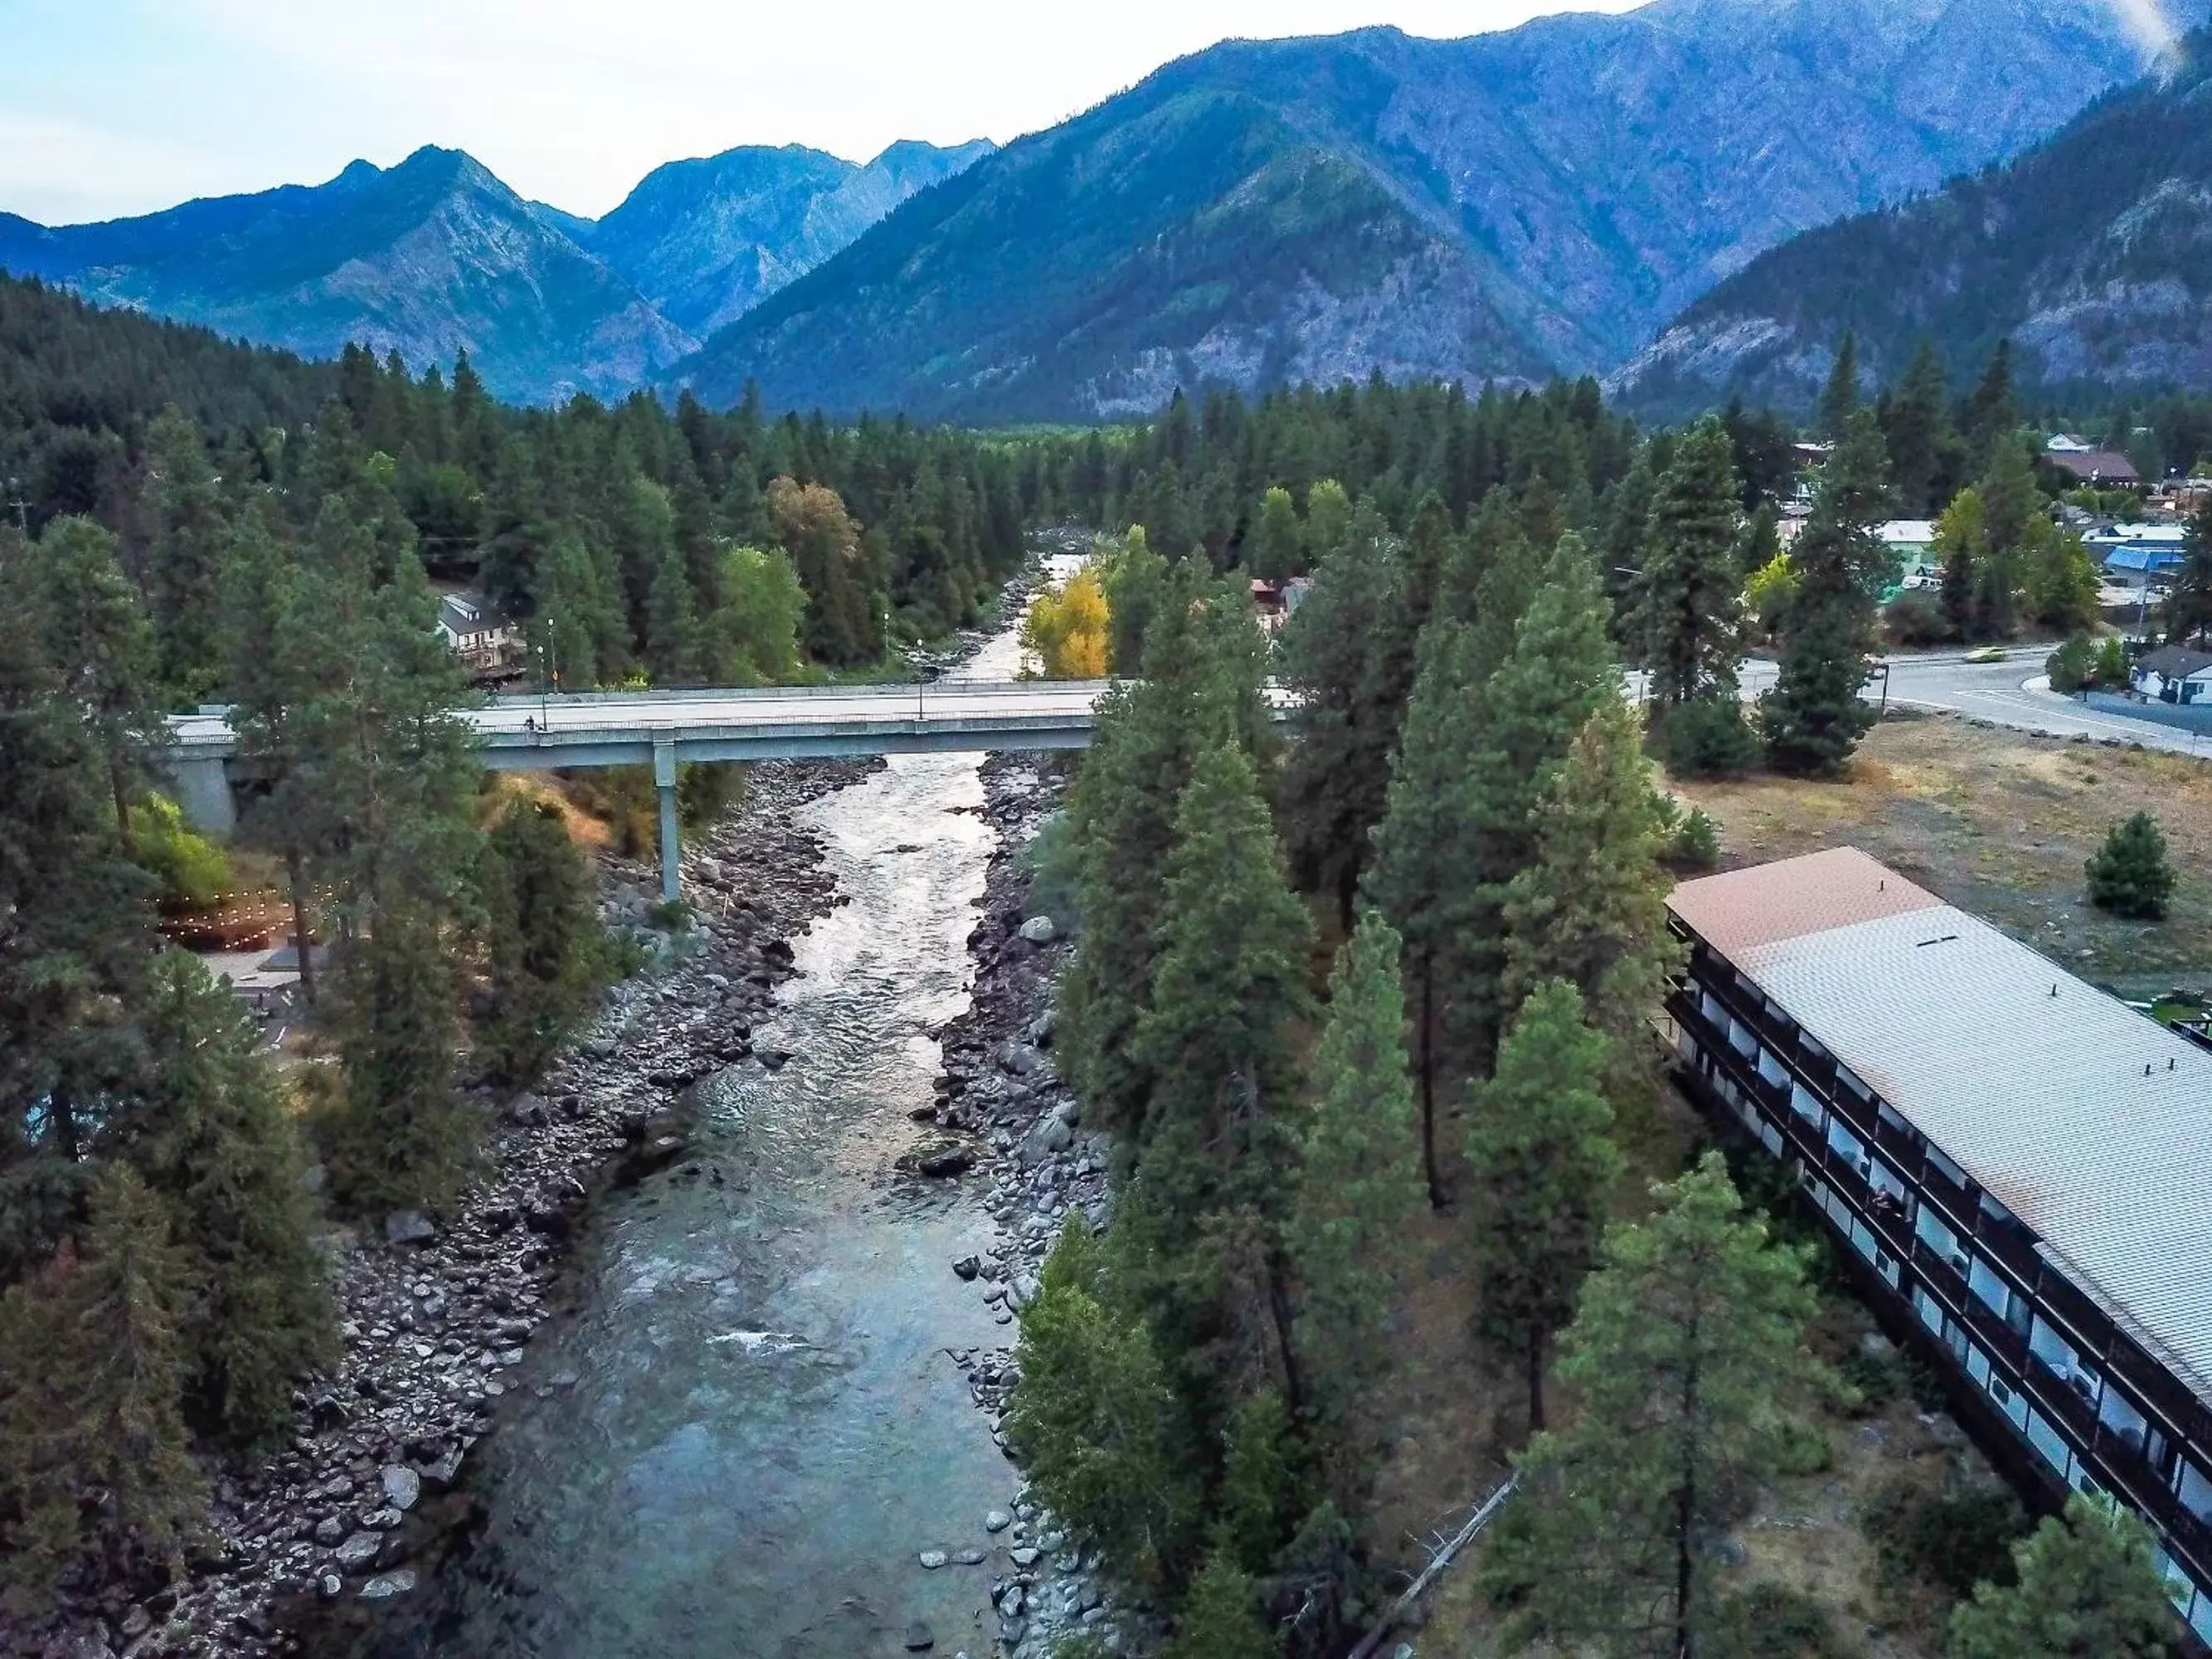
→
(379, 1465, 421, 1512)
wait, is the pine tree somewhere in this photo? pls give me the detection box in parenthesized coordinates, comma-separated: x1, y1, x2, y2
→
(479, 798, 608, 1084)
(320, 903, 476, 1214)
(1963, 339, 2018, 472)
(1164, 1554, 1277, 1659)
(140, 406, 235, 701)
(2164, 491, 2212, 646)
(1061, 568, 1271, 1133)
(1634, 417, 1744, 715)
(32, 516, 163, 846)
(1485, 1153, 1827, 1659)
(1004, 1223, 1192, 1590)
(0, 536, 154, 1272)
(1935, 487, 1987, 642)
(1277, 507, 1417, 927)
(1762, 410, 1894, 776)
(1975, 439, 2044, 640)
(645, 538, 704, 684)
(1287, 912, 1426, 1440)
(1366, 620, 1482, 1210)
(128, 953, 334, 1447)
(1465, 983, 1624, 1433)
(0, 1165, 204, 1605)
(1819, 330, 1861, 440)
(2085, 813, 2176, 921)
(1501, 698, 1676, 1039)
(1947, 1497, 2178, 1659)
(1881, 339, 1962, 517)
(1455, 533, 1621, 1072)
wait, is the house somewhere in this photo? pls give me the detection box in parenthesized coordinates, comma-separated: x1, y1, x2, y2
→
(2092, 524, 2190, 588)
(436, 591, 521, 672)
(1663, 848, 2212, 1648)
(2133, 645, 2212, 705)
(1877, 520, 1940, 588)
(2044, 436, 2145, 489)
(1249, 577, 1312, 633)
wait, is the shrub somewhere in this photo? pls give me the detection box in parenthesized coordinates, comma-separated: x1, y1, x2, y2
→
(2046, 636, 2098, 693)
(1654, 697, 1762, 779)
(131, 793, 234, 907)
(2086, 813, 2176, 920)
(1884, 589, 1951, 647)
(1860, 1474, 2029, 1602)
(1662, 805, 1722, 872)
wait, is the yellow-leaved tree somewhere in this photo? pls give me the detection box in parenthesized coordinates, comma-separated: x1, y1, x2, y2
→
(1023, 567, 1112, 679)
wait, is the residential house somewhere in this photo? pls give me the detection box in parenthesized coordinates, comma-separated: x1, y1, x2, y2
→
(436, 590, 521, 673)
(2134, 645, 2212, 705)
(1877, 520, 1940, 590)
(1663, 849, 2212, 1647)
(2091, 524, 2190, 589)
(2044, 435, 2145, 489)
(1249, 577, 1312, 634)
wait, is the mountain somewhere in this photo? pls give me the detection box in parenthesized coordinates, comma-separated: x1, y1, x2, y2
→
(0, 147, 699, 405)
(585, 139, 992, 338)
(0, 138, 988, 406)
(1612, 23, 2212, 412)
(672, 0, 2159, 422)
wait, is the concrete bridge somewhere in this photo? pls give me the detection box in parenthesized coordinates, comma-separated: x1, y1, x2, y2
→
(166, 680, 1125, 902)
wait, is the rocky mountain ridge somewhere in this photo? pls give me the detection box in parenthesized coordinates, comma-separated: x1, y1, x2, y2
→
(672, 0, 2159, 421)
(1611, 21, 2212, 411)
(0, 139, 988, 404)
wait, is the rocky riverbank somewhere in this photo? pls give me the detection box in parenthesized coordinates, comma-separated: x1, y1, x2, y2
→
(18, 760, 873, 1659)
(918, 752, 1155, 1659)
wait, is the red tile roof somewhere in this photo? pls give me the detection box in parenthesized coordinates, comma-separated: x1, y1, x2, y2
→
(1666, 846, 1942, 957)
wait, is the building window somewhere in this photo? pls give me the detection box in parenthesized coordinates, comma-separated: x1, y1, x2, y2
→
(1926, 1144, 1969, 1190)
(2025, 1407, 2071, 1477)
(2099, 1386, 2154, 1462)
(1788, 1081, 1822, 1125)
(1915, 1205, 1966, 1272)
(1876, 1101, 1912, 1136)
(1967, 1258, 2028, 1332)
(1798, 1030, 1830, 1067)
(1827, 1117, 1866, 1166)
(1701, 989, 1726, 1027)
(1912, 1284, 1944, 1335)
(1728, 1018, 1757, 1058)
(1757, 1047, 1787, 1087)
(2177, 1460, 2212, 1528)
(2029, 1316, 2101, 1409)
(1836, 1066, 1874, 1106)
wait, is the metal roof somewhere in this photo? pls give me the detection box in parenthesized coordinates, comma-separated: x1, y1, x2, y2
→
(1677, 861, 2212, 1404)
(1666, 846, 1943, 959)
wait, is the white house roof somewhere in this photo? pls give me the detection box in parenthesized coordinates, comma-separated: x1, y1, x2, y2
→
(1671, 850, 2212, 1405)
(1877, 520, 1938, 545)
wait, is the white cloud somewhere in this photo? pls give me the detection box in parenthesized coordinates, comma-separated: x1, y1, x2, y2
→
(2103, 0, 2177, 59)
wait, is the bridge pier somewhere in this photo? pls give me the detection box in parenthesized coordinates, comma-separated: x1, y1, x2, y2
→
(165, 751, 237, 839)
(654, 737, 681, 905)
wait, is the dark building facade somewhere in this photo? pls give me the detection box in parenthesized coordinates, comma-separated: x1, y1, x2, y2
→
(1664, 848, 2212, 1642)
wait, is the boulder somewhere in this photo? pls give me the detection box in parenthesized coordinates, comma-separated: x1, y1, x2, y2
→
(333, 1532, 382, 1572)
(1018, 915, 1057, 945)
(379, 1466, 421, 1512)
(382, 1211, 436, 1247)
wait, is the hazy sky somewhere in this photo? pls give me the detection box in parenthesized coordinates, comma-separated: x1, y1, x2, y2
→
(0, 0, 1655, 225)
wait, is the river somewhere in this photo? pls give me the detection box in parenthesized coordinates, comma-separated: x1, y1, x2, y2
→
(356, 627, 1028, 1657)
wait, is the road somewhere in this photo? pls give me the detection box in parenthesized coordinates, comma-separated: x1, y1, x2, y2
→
(1627, 649, 2212, 760)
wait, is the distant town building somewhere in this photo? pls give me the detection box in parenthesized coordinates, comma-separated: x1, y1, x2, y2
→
(436, 590, 521, 672)
(2044, 435, 2145, 489)
(2133, 646, 2212, 706)
(1663, 848, 2212, 1647)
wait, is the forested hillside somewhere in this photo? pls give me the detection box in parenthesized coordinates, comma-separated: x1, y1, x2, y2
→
(0, 270, 1027, 696)
(1616, 24, 2212, 413)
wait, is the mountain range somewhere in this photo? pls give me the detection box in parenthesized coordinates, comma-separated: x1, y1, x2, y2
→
(0, 139, 989, 404)
(0, 0, 2180, 415)
(1612, 22, 2212, 414)
(672, 0, 2159, 421)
